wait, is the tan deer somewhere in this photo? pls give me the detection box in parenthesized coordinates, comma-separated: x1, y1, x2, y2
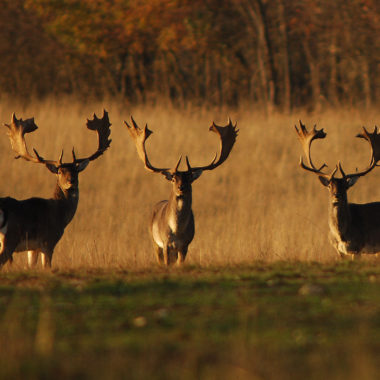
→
(125, 117, 238, 265)
(295, 121, 380, 259)
(0, 111, 111, 268)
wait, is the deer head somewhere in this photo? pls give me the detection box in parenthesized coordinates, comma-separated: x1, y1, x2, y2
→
(295, 121, 380, 204)
(124, 117, 238, 194)
(4, 111, 112, 193)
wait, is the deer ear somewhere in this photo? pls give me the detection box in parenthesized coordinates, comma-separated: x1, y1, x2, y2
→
(46, 163, 59, 174)
(347, 176, 359, 188)
(191, 170, 203, 181)
(162, 172, 173, 181)
(77, 159, 90, 172)
(318, 176, 330, 187)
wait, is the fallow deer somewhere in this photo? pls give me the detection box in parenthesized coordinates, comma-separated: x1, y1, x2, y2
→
(125, 117, 238, 265)
(0, 111, 111, 268)
(295, 121, 380, 259)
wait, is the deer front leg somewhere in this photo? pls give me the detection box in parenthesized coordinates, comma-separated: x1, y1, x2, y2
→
(41, 252, 52, 269)
(27, 250, 39, 267)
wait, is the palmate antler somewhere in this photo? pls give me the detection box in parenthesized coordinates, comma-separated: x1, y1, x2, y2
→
(186, 119, 238, 172)
(124, 117, 170, 175)
(125, 117, 238, 175)
(4, 110, 111, 167)
(295, 120, 380, 180)
(294, 120, 331, 178)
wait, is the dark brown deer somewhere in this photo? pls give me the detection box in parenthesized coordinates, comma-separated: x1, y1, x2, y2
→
(125, 117, 238, 265)
(0, 111, 111, 268)
(295, 121, 380, 259)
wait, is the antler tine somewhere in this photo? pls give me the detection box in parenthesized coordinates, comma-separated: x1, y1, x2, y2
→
(173, 156, 182, 172)
(74, 109, 112, 163)
(186, 156, 192, 171)
(187, 120, 238, 172)
(340, 125, 380, 179)
(295, 121, 327, 170)
(125, 116, 170, 174)
(295, 120, 330, 177)
(4, 113, 49, 164)
(58, 150, 63, 165)
(299, 156, 328, 175)
(338, 162, 346, 177)
(330, 165, 338, 180)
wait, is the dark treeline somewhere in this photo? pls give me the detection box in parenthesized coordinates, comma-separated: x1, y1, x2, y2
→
(1, 0, 379, 111)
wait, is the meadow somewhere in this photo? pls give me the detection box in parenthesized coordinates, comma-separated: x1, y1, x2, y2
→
(0, 263, 379, 379)
(1, 99, 380, 267)
(0, 99, 379, 378)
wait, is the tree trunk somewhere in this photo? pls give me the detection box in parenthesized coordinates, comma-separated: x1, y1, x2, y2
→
(360, 57, 371, 109)
(235, 0, 275, 114)
(277, 0, 291, 113)
(328, 31, 339, 106)
(303, 39, 322, 112)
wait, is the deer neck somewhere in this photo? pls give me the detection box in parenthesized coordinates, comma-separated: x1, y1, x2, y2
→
(328, 197, 351, 238)
(166, 191, 193, 232)
(53, 183, 79, 225)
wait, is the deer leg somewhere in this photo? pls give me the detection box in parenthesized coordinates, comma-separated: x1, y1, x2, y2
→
(0, 245, 15, 268)
(177, 248, 188, 266)
(27, 250, 39, 267)
(0, 236, 5, 255)
(339, 252, 346, 259)
(163, 245, 169, 266)
(0, 237, 12, 266)
(41, 252, 52, 269)
(153, 244, 164, 264)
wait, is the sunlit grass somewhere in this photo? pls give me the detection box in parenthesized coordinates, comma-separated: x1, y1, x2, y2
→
(0, 98, 380, 269)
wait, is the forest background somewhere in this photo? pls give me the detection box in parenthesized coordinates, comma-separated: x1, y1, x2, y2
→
(1, 0, 379, 112)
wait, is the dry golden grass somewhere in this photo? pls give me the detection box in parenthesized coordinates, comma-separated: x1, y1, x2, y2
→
(0, 97, 380, 269)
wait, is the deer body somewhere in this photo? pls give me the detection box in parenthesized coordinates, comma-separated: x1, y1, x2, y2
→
(0, 178, 80, 266)
(0, 112, 111, 268)
(296, 121, 380, 259)
(126, 117, 237, 266)
(150, 175, 195, 264)
(328, 199, 380, 257)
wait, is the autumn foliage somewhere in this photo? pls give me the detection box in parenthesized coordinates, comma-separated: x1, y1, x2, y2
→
(1, 0, 379, 111)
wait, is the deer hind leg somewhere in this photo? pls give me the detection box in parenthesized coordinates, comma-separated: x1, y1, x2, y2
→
(0, 244, 16, 268)
(0, 253, 11, 268)
(177, 247, 188, 266)
(163, 245, 169, 266)
(0, 211, 9, 263)
(27, 250, 39, 267)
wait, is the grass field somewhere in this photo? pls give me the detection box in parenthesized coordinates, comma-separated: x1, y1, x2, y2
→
(0, 262, 379, 379)
(0, 98, 380, 267)
(0, 99, 379, 378)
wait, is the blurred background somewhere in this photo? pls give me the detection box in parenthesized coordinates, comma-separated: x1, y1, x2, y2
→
(1, 0, 379, 112)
